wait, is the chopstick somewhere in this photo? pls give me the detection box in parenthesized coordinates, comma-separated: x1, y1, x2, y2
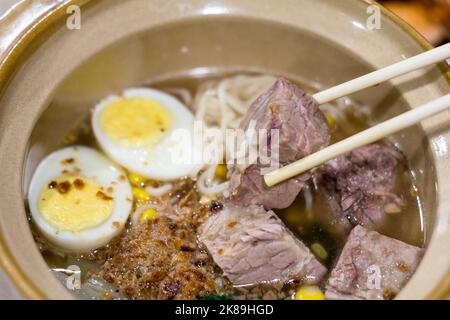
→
(265, 93, 450, 187)
(264, 93, 450, 187)
(263, 44, 450, 187)
(313, 43, 450, 104)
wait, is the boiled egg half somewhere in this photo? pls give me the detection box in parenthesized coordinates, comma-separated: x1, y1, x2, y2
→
(28, 146, 133, 252)
(92, 88, 200, 181)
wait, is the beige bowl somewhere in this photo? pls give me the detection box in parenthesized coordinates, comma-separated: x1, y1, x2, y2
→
(0, 0, 449, 299)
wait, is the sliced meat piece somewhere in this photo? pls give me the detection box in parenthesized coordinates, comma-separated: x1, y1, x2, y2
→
(199, 204, 327, 286)
(230, 78, 330, 210)
(325, 225, 424, 300)
(314, 143, 405, 233)
(230, 164, 306, 211)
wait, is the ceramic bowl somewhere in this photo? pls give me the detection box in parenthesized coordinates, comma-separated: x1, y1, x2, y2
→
(0, 0, 448, 299)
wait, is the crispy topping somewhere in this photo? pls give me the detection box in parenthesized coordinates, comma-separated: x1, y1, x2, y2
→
(57, 181, 71, 194)
(396, 261, 409, 273)
(96, 191, 113, 201)
(48, 181, 58, 189)
(383, 289, 396, 300)
(210, 201, 223, 213)
(101, 292, 113, 300)
(227, 221, 238, 228)
(99, 179, 219, 300)
(61, 158, 75, 165)
(73, 179, 85, 189)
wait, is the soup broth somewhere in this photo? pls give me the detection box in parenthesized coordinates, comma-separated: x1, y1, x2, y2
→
(31, 72, 425, 300)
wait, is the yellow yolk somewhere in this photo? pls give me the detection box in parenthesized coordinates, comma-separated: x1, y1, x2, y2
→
(38, 176, 113, 233)
(99, 97, 172, 148)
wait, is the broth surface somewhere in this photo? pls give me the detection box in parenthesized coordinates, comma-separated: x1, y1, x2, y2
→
(32, 72, 425, 299)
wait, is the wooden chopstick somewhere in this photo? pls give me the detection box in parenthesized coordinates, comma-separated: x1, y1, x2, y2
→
(264, 42, 450, 187)
(265, 94, 450, 187)
(313, 43, 450, 104)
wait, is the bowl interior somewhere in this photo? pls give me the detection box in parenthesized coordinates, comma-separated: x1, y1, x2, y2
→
(24, 15, 436, 296)
(0, 0, 448, 299)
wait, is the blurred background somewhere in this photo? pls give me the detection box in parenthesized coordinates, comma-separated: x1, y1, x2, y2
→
(379, 0, 450, 45)
(0, 0, 449, 45)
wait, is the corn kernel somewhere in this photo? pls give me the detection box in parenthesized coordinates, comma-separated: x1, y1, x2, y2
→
(384, 202, 401, 214)
(295, 286, 325, 300)
(311, 242, 328, 260)
(285, 205, 314, 225)
(141, 208, 158, 221)
(324, 111, 335, 129)
(128, 172, 145, 187)
(285, 206, 304, 224)
(215, 164, 228, 181)
(132, 187, 152, 202)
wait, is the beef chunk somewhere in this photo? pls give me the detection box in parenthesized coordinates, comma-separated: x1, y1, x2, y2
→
(199, 205, 327, 286)
(230, 78, 330, 210)
(230, 165, 306, 211)
(315, 143, 404, 232)
(325, 225, 424, 300)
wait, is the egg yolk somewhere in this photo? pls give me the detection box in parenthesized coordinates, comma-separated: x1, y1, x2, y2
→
(99, 97, 172, 148)
(38, 176, 113, 233)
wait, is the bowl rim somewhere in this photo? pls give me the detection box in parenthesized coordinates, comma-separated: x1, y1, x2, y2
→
(0, 0, 448, 300)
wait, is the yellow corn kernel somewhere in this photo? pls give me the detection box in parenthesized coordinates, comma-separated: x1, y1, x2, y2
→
(132, 187, 152, 202)
(285, 205, 314, 225)
(285, 206, 304, 224)
(141, 208, 158, 221)
(311, 242, 328, 260)
(295, 286, 325, 300)
(128, 172, 146, 187)
(324, 111, 335, 129)
(215, 164, 228, 181)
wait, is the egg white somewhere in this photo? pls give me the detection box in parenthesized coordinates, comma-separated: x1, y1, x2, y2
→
(92, 88, 201, 181)
(28, 146, 133, 252)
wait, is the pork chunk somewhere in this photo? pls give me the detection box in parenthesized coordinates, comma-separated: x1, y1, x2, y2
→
(315, 143, 405, 232)
(199, 205, 327, 286)
(325, 225, 424, 300)
(230, 78, 330, 210)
